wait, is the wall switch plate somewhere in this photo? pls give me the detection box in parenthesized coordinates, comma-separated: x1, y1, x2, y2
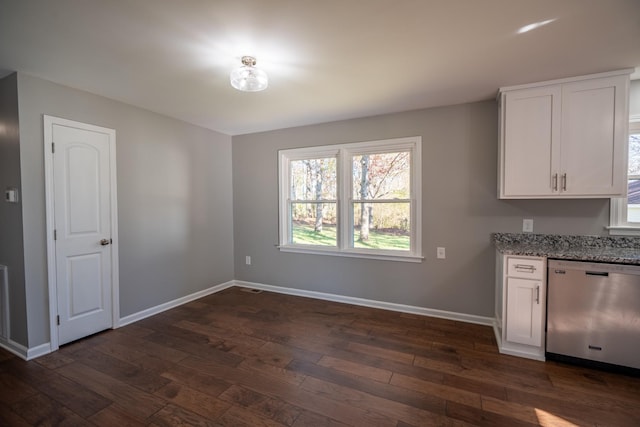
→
(436, 247, 446, 259)
(523, 218, 534, 233)
(245, 256, 251, 265)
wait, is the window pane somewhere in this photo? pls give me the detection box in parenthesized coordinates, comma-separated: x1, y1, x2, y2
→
(290, 158, 336, 200)
(629, 133, 640, 176)
(628, 179, 640, 223)
(291, 202, 337, 246)
(352, 152, 410, 200)
(352, 202, 410, 250)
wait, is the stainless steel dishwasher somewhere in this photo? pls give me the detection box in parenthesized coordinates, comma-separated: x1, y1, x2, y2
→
(547, 259, 640, 370)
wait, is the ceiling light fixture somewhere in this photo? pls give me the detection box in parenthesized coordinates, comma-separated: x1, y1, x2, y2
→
(230, 56, 268, 92)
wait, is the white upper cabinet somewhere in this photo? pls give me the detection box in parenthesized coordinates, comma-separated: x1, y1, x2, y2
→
(498, 70, 631, 199)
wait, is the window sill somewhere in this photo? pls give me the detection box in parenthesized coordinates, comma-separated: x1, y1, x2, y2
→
(606, 225, 640, 236)
(277, 245, 424, 263)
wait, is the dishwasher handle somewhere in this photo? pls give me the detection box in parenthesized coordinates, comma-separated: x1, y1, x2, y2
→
(586, 271, 609, 277)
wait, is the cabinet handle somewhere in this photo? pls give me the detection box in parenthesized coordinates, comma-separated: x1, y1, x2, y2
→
(514, 264, 536, 272)
(535, 285, 540, 304)
(552, 173, 558, 191)
(562, 173, 567, 191)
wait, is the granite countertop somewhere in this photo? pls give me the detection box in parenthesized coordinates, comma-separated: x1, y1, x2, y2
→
(493, 233, 640, 265)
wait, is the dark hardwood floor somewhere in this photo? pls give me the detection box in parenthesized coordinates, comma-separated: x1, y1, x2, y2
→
(1, 286, 639, 426)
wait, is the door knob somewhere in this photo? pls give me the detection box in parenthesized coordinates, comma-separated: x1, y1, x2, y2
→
(100, 239, 111, 246)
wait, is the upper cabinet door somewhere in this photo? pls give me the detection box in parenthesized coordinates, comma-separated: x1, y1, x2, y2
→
(560, 75, 628, 196)
(500, 86, 561, 198)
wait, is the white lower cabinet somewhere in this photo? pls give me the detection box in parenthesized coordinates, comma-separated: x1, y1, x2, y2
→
(494, 254, 546, 360)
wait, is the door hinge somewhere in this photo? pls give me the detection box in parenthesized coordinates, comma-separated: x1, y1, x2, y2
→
(52, 142, 55, 153)
(54, 229, 57, 240)
(56, 315, 60, 325)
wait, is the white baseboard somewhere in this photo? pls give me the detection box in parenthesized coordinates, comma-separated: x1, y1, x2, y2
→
(232, 280, 493, 326)
(27, 342, 52, 360)
(118, 280, 236, 327)
(0, 337, 28, 359)
(0, 338, 52, 361)
(2, 278, 492, 361)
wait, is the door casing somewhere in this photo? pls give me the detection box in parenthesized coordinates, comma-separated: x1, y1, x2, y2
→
(44, 115, 119, 351)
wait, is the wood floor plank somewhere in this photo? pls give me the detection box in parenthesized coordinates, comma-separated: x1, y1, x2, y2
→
(291, 410, 350, 427)
(147, 402, 221, 427)
(218, 384, 295, 425)
(34, 370, 112, 418)
(216, 404, 288, 427)
(154, 381, 231, 419)
(344, 341, 415, 366)
(441, 373, 508, 401)
(0, 371, 38, 405)
(88, 403, 148, 427)
(160, 363, 232, 397)
(146, 329, 244, 366)
(107, 329, 190, 363)
(237, 357, 308, 386)
(180, 355, 395, 426)
(3, 287, 639, 426)
(299, 375, 447, 427)
(93, 340, 148, 363)
(0, 401, 31, 427)
(318, 355, 393, 383)
(56, 362, 166, 420)
(174, 319, 267, 355)
(506, 387, 640, 427)
(288, 359, 446, 415)
(480, 395, 589, 427)
(10, 393, 93, 426)
(74, 347, 171, 393)
(389, 372, 482, 408)
(445, 400, 539, 427)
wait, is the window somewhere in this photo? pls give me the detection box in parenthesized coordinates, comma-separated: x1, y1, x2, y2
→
(278, 137, 422, 262)
(610, 118, 640, 235)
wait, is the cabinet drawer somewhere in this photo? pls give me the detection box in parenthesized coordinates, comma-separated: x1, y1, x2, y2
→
(507, 257, 544, 279)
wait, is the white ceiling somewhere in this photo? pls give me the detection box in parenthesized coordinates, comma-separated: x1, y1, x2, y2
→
(1, 0, 639, 135)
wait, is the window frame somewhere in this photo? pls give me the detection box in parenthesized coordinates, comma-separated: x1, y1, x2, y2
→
(609, 117, 640, 235)
(278, 136, 423, 262)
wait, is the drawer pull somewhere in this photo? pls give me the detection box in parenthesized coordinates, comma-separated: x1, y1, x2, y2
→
(514, 264, 536, 272)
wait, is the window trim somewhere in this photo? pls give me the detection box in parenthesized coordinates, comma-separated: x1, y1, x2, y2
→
(278, 136, 423, 262)
(609, 117, 640, 235)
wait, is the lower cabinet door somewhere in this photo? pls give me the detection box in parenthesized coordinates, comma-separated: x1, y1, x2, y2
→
(506, 277, 543, 346)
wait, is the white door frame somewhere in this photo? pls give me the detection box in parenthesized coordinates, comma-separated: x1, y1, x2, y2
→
(43, 115, 120, 351)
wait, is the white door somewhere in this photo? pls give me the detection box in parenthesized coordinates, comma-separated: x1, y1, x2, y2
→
(505, 277, 542, 346)
(44, 116, 118, 347)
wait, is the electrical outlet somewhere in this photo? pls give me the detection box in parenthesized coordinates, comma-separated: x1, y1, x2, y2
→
(436, 247, 446, 259)
(523, 218, 534, 233)
(245, 256, 251, 265)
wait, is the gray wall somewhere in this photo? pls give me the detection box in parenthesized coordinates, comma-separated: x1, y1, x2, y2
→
(232, 101, 609, 317)
(17, 73, 234, 346)
(0, 73, 27, 346)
